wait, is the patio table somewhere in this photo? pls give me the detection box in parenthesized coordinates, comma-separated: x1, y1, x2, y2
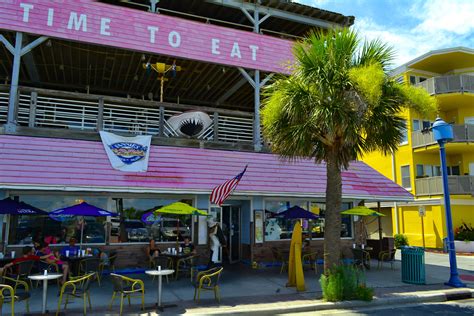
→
(28, 273, 62, 314)
(60, 255, 93, 275)
(161, 252, 192, 274)
(145, 269, 175, 311)
(351, 248, 372, 270)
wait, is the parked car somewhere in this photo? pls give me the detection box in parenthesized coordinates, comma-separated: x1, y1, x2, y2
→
(157, 218, 191, 241)
(125, 220, 150, 242)
(83, 222, 106, 243)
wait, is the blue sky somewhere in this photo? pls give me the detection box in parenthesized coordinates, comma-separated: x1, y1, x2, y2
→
(296, 0, 474, 67)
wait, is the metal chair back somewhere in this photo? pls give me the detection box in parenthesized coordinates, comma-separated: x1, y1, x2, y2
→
(109, 273, 125, 292)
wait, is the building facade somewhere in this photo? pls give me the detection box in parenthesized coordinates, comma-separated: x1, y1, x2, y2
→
(362, 47, 474, 248)
(0, 0, 411, 267)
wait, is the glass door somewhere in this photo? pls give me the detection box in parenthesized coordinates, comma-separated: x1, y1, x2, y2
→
(229, 206, 241, 263)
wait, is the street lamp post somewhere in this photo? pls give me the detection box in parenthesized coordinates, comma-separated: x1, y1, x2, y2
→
(431, 117, 466, 288)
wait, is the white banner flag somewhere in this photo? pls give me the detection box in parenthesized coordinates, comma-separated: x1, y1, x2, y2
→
(99, 131, 152, 172)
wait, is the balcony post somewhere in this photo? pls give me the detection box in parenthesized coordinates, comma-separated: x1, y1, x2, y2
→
(1, 32, 47, 133)
(28, 91, 37, 128)
(159, 106, 164, 137)
(97, 97, 104, 131)
(213, 111, 219, 141)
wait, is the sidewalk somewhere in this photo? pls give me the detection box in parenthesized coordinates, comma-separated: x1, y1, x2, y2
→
(6, 252, 473, 315)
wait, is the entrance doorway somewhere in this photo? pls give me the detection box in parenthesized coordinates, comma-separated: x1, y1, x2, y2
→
(222, 206, 241, 263)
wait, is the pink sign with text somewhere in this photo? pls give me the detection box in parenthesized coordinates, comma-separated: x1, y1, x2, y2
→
(0, 0, 294, 73)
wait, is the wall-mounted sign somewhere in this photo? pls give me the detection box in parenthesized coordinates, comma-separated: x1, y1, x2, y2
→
(254, 209, 264, 244)
(0, 0, 294, 73)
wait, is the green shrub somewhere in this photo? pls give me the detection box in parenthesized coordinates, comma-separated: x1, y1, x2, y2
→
(394, 234, 409, 248)
(319, 265, 373, 302)
(355, 284, 374, 301)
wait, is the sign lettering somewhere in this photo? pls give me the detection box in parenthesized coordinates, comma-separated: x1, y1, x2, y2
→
(0, 1, 294, 73)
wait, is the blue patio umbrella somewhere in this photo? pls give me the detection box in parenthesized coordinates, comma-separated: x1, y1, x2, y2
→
(50, 202, 118, 249)
(0, 197, 48, 215)
(141, 210, 161, 225)
(276, 205, 319, 220)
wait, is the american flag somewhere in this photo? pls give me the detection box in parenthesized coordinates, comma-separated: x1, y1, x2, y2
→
(210, 165, 248, 206)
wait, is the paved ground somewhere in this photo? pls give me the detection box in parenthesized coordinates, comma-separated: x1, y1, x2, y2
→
(282, 298, 474, 315)
(3, 251, 473, 315)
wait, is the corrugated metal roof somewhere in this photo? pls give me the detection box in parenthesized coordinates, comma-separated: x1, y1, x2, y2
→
(0, 135, 412, 201)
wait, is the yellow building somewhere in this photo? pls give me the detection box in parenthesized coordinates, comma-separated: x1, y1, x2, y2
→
(362, 47, 474, 248)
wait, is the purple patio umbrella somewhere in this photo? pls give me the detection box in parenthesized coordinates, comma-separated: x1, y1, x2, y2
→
(0, 197, 48, 215)
(50, 202, 118, 249)
(276, 205, 318, 220)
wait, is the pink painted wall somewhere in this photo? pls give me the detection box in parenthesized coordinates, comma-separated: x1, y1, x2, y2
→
(0, 135, 413, 201)
(0, 0, 294, 74)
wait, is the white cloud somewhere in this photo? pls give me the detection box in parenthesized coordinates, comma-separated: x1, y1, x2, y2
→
(412, 0, 474, 35)
(353, 0, 474, 68)
(295, 0, 474, 68)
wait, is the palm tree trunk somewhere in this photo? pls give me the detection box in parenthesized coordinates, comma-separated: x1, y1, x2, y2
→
(323, 155, 342, 273)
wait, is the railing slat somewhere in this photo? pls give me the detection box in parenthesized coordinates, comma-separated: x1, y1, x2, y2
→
(415, 176, 474, 196)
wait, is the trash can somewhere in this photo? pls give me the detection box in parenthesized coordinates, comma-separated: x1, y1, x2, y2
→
(401, 246, 425, 284)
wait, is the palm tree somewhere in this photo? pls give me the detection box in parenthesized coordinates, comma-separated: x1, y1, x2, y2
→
(262, 28, 436, 273)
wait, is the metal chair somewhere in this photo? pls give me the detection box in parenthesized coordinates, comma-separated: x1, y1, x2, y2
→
(271, 247, 288, 274)
(152, 256, 172, 283)
(175, 255, 198, 281)
(352, 248, 371, 270)
(98, 251, 118, 279)
(6, 260, 35, 291)
(109, 273, 145, 315)
(0, 276, 31, 315)
(302, 251, 318, 273)
(76, 258, 101, 286)
(56, 273, 94, 316)
(193, 267, 223, 302)
(378, 249, 397, 269)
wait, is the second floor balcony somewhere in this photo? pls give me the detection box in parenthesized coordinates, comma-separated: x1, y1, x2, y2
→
(412, 124, 474, 148)
(0, 85, 259, 151)
(417, 74, 474, 95)
(415, 175, 474, 196)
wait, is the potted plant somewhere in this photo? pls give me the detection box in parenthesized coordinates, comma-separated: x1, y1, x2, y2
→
(454, 223, 474, 253)
(394, 234, 409, 249)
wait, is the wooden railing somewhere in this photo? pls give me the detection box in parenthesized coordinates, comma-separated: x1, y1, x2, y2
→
(0, 85, 255, 145)
(415, 176, 474, 196)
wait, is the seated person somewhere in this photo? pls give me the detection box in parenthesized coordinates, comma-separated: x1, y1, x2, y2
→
(37, 242, 69, 284)
(1, 246, 49, 274)
(60, 237, 80, 257)
(44, 234, 58, 245)
(180, 236, 196, 255)
(146, 239, 161, 259)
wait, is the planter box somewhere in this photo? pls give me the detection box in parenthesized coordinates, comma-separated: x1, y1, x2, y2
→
(454, 240, 474, 253)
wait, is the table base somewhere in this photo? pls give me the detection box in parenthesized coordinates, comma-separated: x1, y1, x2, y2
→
(154, 303, 178, 312)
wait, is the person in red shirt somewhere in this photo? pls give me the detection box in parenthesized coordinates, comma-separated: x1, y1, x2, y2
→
(1, 246, 49, 274)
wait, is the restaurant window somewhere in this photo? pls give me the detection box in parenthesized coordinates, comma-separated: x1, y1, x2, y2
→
(111, 197, 194, 243)
(8, 195, 108, 245)
(413, 119, 420, 131)
(264, 200, 352, 241)
(447, 166, 460, 176)
(416, 164, 424, 178)
(401, 165, 411, 189)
